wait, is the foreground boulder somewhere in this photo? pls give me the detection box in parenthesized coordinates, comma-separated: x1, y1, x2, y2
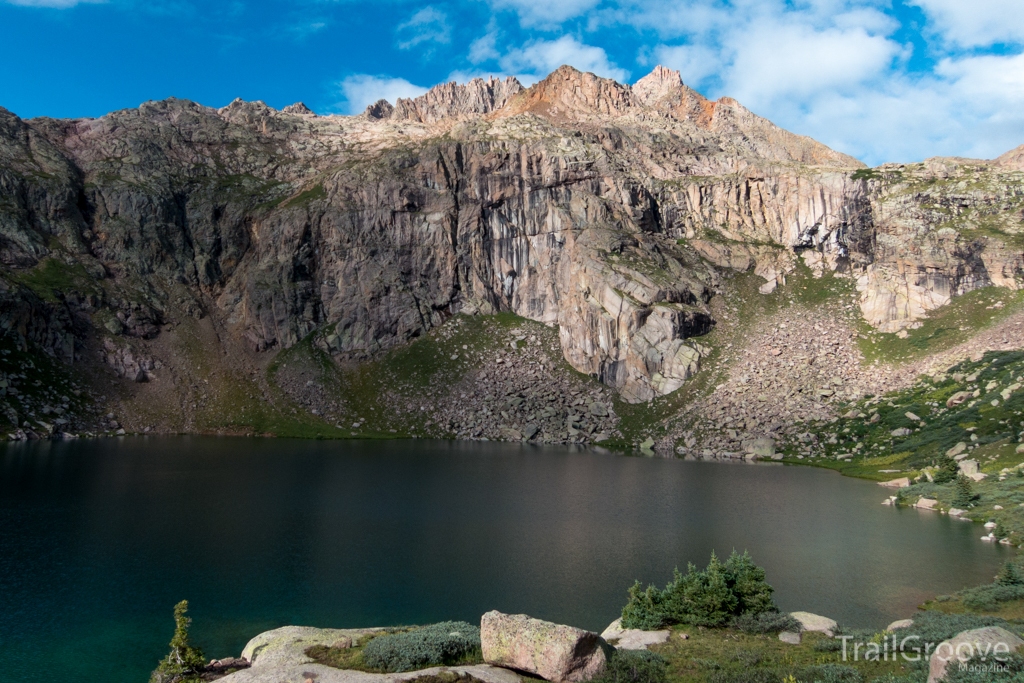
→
(481, 611, 607, 682)
(928, 626, 1024, 683)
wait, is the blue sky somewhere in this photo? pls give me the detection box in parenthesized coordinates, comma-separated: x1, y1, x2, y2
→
(1, 0, 1022, 166)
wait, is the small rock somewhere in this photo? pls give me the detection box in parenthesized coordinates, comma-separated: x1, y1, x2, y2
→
(916, 498, 939, 510)
(779, 631, 801, 645)
(887, 619, 914, 632)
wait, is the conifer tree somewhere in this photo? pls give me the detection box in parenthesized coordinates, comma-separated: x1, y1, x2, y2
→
(933, 455, 959, 484)
(952, 473, 979, 508)
(998, 562, 1024, 586)
(150, 600, 206, 683)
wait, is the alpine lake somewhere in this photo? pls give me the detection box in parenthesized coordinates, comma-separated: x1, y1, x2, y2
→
(0, 437, 1011, 683)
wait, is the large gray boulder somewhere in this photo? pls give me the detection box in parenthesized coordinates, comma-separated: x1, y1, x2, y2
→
(481, 611, 607, 682)
(928, 626, 1024, 683)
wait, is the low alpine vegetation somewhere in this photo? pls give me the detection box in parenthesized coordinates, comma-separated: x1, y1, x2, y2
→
(621, 551, 778, 630)
(361, 621, 482, 672)
(594, 649, 667, 683)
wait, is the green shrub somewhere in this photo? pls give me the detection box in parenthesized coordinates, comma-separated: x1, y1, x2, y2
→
(797, 664, 862, 683)
(362, 622, 481, 672)
(934, 456, 959, 484)
(662, 553, 738, 627)
(731, 611, 802, 634)
(959, 584, 1024, 611)
(150, 600, 206, 683)
(999, 563, 1024, 586)
(892, 612, 1013, 652)
(943, 652, 1024, 682)
(621, 551, 777, 629)
(594, 649, 666, 683)
(622, 582, 669, 630)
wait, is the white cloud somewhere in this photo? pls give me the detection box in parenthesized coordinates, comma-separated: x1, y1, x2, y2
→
(753, 49, 1024, 165)
(287, 20, 328, 40)
(336, 75, 429, 114)
(396, 6, 451, 50)
(488, 0, 599, 26)
(498, 35, 629, 82)
(651, 44, 719, 87)
(911, 0, 1024, 48)
(469, 30, 500, 64)
(721, 19, 900, 106)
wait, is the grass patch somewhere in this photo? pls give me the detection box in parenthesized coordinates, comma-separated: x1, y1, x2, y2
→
(652, 625, 909, 683)
(10, 258, 102, 303)
(280, 184, 326, 209)
(858, 288, 1024, 365)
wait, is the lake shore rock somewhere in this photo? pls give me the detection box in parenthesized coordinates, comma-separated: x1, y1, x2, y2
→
(790, 612, 838, 637)
(599, 618, 670, 650)
(481, 611, 607, 682)
(927, 626, 1024, 683)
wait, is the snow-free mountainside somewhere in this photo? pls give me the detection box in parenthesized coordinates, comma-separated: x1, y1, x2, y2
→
(0, 64, 1022, 456)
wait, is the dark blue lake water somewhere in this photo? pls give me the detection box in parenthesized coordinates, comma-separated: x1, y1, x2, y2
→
(0, 437, 1010, 682)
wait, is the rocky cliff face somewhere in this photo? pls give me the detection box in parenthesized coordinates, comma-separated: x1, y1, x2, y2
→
(0, 65, 1022, 423)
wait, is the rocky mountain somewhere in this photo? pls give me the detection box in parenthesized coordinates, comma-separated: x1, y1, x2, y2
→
(0, 65, 1022, 447)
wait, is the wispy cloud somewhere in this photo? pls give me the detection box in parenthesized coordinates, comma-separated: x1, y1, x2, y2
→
(396, 6, 451, 50)
(488, 0, 599, 27)
(336, 74, 429, 114)
(287, 19, 328, 40)
(910, 0, 1024, 48)
(498, 35, 629, 82)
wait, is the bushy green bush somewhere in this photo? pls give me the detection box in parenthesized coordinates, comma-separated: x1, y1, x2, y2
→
(150, 600, 206, 683)
(999, 562, 1024, 587)
(796, 664, 862, 683)
(362, 621, 481, 672)
(621, 551, 777, 629)
(933, 456, 960, 484)
(594, 649, 667, 683)
(943, 652, 1024, 682)
(621, 582, 668, 631)
(959, 584, 1024, 611)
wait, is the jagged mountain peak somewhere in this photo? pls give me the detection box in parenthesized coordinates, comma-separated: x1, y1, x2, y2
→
(500, 64, 637, 120)
(632, 65, 685, 104)
(387, 75, 523, 124)
(282, 102, 315, 116)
